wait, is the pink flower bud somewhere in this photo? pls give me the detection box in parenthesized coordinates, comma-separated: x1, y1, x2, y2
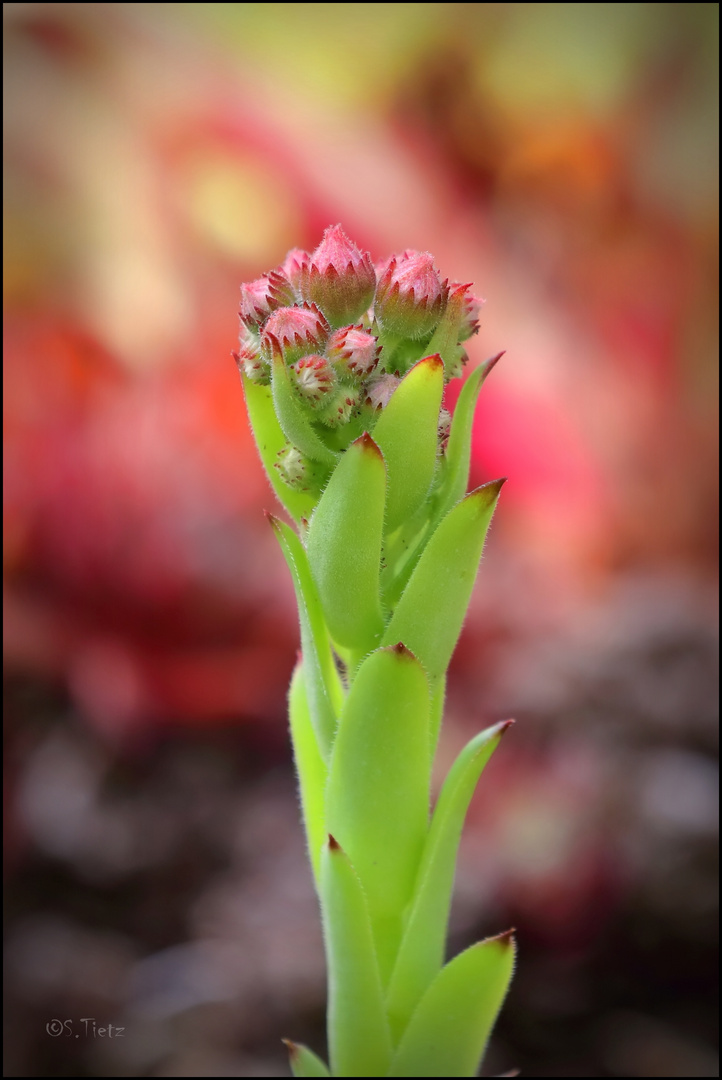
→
(299, 224, 376, 328)
(364, 372, 401, 411)
(261, 302, 330, 364)
(239, 270, 296, 330)
(292, 354, 337, 405)
(449, 282, 484, 341)
(279, 248, 309, 294)
(317, 383, 359, 428)
(437, 406, 451, 451)
(275, 445, 324, 493)
(233, 328, 269, 384)
(326, 324, 380, 378)
(374, 250, 447, 340)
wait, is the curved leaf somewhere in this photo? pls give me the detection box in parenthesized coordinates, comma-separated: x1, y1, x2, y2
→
(382, 479, 505, 684)
(434, 353, 503, 523)
(388, 933, 516, 1077)
(386, 721, 512, 1040)
(288, 661, 328, 885)
(372, 355, 444, 533)
(242, 374, 317, 522)
(306, 434, 386, 652)
(325, 645, 431, 983)
(270, 517, 343, 759)
(271, 353, 339, 466)
(320, 838, 393, 1078)
(284, 1040, 331, 1078)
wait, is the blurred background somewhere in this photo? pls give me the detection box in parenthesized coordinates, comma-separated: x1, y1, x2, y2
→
(3, 3, 718, 1076)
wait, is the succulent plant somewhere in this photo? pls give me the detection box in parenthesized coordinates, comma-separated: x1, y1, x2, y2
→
(235, 224, 514, 1078)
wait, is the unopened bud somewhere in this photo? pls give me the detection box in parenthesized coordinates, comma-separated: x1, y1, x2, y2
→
(317, 383, 359, 428)
(326, 324, 380, 378)
(449, 282, 484, 341)
(364, 372, 401, 411)
(292, 354, 337, 405)
(299, 224, 376, 328)
(239, 270, 295, 330)
(233, 329, 269, 384)
(262, 303, 330, 364)
(374, 250, 447, 340)
(275, 445, 324, 492)
(280, 248, 309, 295)
(438, 406, 452, 451)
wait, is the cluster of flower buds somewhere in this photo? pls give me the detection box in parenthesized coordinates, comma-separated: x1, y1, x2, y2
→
(236, 225, 483, 494)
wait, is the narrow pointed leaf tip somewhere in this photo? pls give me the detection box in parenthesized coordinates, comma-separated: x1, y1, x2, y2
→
(356, 431, 383, 456)
(283, 1039, 332, 1078)
(390, 641, 417, 659)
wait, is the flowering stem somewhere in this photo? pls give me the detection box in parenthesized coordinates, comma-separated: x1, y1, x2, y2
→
(237, 226, 515, 1077)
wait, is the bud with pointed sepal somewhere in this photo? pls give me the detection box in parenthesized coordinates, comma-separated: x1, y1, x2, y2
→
(262, 302, 330, 365)
(239, 269, 296, 330)
(292, 354, 337, 405)
(233, 326, 269, 384)
(451, 282, 484, 341)
(316, 382, 360, 429)
(375, 250, 448, 340)
(364, 372, 401, 411)
(299, 224, 376, 329)
(275, 444, 327, 494)
(326, 324, 381, 379)
(280, 247, 310, 296)
(425, 281, 476, 378)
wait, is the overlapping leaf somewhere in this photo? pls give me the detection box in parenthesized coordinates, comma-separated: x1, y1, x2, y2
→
(320, 838, 393, 1078)
(325, 645, 431, 983)
(306, 434, 386, 653)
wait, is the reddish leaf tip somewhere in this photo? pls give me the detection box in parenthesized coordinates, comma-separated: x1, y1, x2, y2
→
(328, 834, 341, 851)
(282, 1039, 299, 1060)
(418, 352, 444, 371)
(388, 641, 418, 662)
(482, 350, 505, 374)
(493, 928, 517, 948)
(499, 718, 515, 734)
(264, 510, 282, 531)
(354, 431, 383, 458)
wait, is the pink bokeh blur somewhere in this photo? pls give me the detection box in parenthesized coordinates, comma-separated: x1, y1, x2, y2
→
(4, 4, 718, 1077)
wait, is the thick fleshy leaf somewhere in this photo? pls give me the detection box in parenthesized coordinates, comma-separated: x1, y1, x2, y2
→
(386, 721, 513, 1040)
(388, 933, 516, 1077)
(270, 517, 343, 759)
(320, 838, 393, 1078)
(306, 434, 386, 652)
(288, 661, 328, 885)
(284, 1040, 331, 1078)
(242, 374, 317, 522)
(271, 352, 339, 466)
(382, 479, 505, 684)
(372, 355, 444, 533)
(325, 645, 431, 983)
(433, 353, 503, 523)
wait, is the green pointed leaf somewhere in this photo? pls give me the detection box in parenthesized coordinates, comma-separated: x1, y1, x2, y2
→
(387, 721, 512, 1041)
(388, 934, 516, 1077)
(271, 353, 339, 467)
(288, 661, 328, 885)
(382, 479, 505, 684)
(306, 434, 386, 652)
(270, 517, 343, 759)
(325, 645, 431, 984)
(284, 1040, 331, 1078)
(434, 353, 503, 522)
(425, 295, 465, 377)
(320, 838, 393, 1078)
(372, 355, 444, 533)
(242, 374, 318, 522)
